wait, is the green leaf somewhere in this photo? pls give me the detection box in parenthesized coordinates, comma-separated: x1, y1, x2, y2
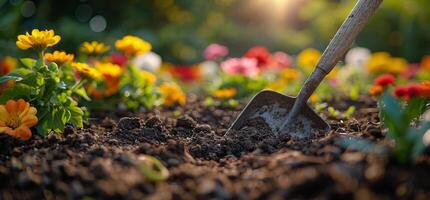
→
(69, 103, 84, 128)
(0, 75, 22, 83)
(48, 62, 59, 73)
(404, 98, 426, 123)
(74, 87, 91, 101)
(344, 106, 356, 119)
(0, 83, 33, 103)
(20, 58, 37, 68)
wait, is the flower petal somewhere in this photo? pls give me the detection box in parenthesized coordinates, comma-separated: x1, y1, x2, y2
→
(5, 99, 17, 113)
(0, 105, 9, 122)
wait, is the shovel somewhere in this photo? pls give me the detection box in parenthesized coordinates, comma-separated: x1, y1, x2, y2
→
(226, 0, 383, 138)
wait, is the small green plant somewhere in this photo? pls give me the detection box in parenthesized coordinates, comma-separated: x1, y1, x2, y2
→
(379, 91, 429, 163)
(214, 74, 268, 100)
(1, 29, 86, 135)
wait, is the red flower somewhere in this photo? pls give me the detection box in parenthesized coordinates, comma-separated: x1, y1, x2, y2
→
(394, 85, 422, 100)
(109, 53, 128, 67)
(374, 74, 395, 87)
(244, 46, 272, 68)
(393, 86, 409, 100)
(169, 65, 201, 82)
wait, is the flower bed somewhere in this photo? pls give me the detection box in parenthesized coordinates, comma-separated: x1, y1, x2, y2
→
(1, 30, 430, 199)
(1, 97, 430, 199)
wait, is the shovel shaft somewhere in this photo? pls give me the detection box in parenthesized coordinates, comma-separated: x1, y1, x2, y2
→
(283, 0, 383, 132)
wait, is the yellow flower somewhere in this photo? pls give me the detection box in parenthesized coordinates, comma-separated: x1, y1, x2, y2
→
(0, 99, 38, 140)
(115, 35, 151, 57)
(297, 48, 321, 72)
(213, 88, 237, 99)
(71, 62, 102, 80)
(266, 80, 286, 91)
(366, 52, 407, 75)
(388, 57, 407, 74)
(44, 51, 74, 65)
(80, 41, 110, 56)
(326, 68, 338, 80)
(95, 62, 123, 79)
(310, 94, 318, 104)
(16, 29, 61, 50)
(141, 70, 157, 85)
(158, 82, 186, 107)
(280, 68, 301, 82)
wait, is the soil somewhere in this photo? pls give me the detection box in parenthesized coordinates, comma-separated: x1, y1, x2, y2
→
(1, 95, 430, 200)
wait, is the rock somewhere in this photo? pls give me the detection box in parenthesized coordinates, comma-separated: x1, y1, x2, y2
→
(176, 115, 196, 129)
(118, 117, 142, 130)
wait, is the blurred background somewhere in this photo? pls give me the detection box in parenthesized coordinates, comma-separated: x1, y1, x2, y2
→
(0, 0, 429, 64)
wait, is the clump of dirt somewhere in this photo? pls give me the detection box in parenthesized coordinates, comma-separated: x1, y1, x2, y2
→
(1, 96, 430, 200)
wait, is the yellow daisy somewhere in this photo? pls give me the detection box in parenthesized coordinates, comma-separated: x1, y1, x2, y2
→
(71, 62, 102, 80)
(115, 35, 152, 57)
(16, 29, 61, 50)
(79, 41, 110, 56)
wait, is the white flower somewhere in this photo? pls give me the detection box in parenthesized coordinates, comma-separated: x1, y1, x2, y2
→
(132, 51, 162, 72)
(200, 61, 219, 79)
(345, 47, 371, 67)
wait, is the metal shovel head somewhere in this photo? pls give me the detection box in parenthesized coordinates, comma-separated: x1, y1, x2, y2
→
(226, 90, 330, 139)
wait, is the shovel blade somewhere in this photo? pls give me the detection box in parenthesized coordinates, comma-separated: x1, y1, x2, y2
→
(226, 90, 330, 138)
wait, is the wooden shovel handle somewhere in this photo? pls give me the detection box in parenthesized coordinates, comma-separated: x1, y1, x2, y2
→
(284, 0, 383, 129)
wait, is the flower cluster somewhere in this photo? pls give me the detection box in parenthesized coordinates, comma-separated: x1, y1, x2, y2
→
(366, 52, 408, 75)
(0, 29, 188, 140)
(369, 74, 395, 97)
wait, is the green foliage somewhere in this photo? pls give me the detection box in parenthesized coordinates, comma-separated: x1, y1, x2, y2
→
(216, 74, 268, 100)
(203, 96, 239, 108)
(379, 92, 429, 163)
(119, 65, 158, 109)
(0, 57, 86, 135)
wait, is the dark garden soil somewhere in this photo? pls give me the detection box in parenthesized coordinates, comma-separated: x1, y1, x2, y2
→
(1, 95, 430, 200)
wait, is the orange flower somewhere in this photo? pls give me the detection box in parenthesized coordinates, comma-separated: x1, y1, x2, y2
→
(0, 99, 38, 140)
(88, 78, 120, 99)
(213, 88, 237, 99)
(0, 57, 18, 94)
(0, 56, 17, 75)
(420, 56, 430, 71)
(158, 82, 186, 107)
(369, 85, 384, 97)
(44, 51, 74, 65)
(419, 81, 430, 98)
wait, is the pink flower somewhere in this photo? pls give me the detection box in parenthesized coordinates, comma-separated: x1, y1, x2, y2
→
(204, 43, 229, 61)
(272, 51, 292, 69)
(221, 57, 259, 77)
